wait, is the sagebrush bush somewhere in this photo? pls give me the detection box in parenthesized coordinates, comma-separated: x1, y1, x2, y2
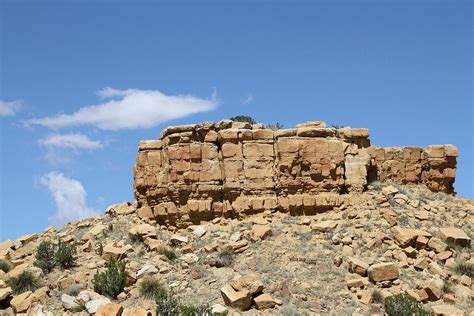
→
(155, 287, 216, 316)
(159, 247, 177, 261)
(371, 289, 383, 304)
(6, 271, 41, 294)
(35, 240, 56, 273)
(453, 261, 474, 278)
(129, 233, 144, 244)
(92, 258, 126, 298)
(229, 115, 256, 124)
(0, 259, 12, 273)
(64, 284, 82, 297)
(217, 247, 234, 267)
(155, 287, 180, 316)
(55, 240, 77, 269)
(384, 293, 429, 316)
(139, 277, 164, 299)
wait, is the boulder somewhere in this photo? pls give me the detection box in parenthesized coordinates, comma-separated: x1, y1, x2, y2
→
(347, 257, 369, 276)
(10, 291, 33, 313)
(122, 307, 152, 316)
(61, 294, 80, 310)
(253, 293, 278, 310)
(439, 227, 471, 247)
(0, 286, 12, 301)
(252, 225, 272, 241)
(96, 303, 124, 316)
(431, 304, 464, 316)
(220, 283, 252, 311)
(85, 298, 112, 314)
(367, 262, 399, 282)
(229, 273, 264, 296)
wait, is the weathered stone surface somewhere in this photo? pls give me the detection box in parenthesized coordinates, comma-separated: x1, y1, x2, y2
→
(122, 307, 152, 316)
(96, 303, 123, 316)
(431, 304, 464, 316)
(0, 286, 12, 301)
(133, 121, 458, 226)
(229, 273, 265, 296)
(347, 257, 370, 276)
(367, 262, 399, 282)
(10, 291, 33, 313)
(220, 283, 252, 311)
(439, 227, 471, 247)
(253, 293, 278, 310)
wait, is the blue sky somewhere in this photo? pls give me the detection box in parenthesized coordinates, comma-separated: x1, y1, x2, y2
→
(0, 0, 472, 240)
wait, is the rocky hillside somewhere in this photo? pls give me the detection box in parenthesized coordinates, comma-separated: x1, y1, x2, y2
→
(0, 182, 472, 315)
(0, 120, 472, 315)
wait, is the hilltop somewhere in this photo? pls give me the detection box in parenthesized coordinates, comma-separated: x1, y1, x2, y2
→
(0, 120, 472, 315)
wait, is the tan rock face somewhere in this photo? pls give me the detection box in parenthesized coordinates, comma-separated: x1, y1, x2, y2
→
(439, 227, 471, 247)
(10, 291, 33, 313)
(367, 262, 399, 282)
(133, 120, 458, 226)
(96, 303, 124, 316)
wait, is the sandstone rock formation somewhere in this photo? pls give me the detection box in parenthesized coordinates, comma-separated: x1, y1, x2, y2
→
(134, 120, 458, 226)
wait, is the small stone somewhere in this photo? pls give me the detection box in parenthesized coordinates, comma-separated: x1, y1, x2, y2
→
(253, 293, 278, 310)
(85, 298, 112, 314)
(346, 278, 368, 289)
(210, 304, 228, 314)
(347, 257, 369, 276)
(252, 225, 272, 241)
(310, 220, 338, 232)
(413, 257, 431, 270)
(193, 226, 206, 237)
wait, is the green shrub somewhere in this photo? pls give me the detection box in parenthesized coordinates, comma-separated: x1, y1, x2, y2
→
(55, 240, 77, 269)
(384, 293, 429, 316)
(129, 233, 144, 244)
(453, 261, 474, 278)
(217, 247, 234, 267)
(139, 277, 164, 299)
(229, 115, 256, 124)
(180, 304, 213, 316)
(95, 242, 104, 256)
(371, 289, 383, 304)
(6, 271, 41, 294)
(267, 122, 284, 130)
(0, 259, 12, 273)
(35, 240, 56, 273)
(64, 284, 82, 297)
(159, 248, 177, 261)
(155, 288, 181, 316)
(92, 258, 126, 299)
(155, 287, 219, 316)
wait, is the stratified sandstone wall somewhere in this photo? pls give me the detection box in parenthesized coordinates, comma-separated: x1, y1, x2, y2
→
(133, 120, 458, 226)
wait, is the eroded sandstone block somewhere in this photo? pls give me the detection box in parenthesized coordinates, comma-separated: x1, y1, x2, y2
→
(133, 120, 458, 227)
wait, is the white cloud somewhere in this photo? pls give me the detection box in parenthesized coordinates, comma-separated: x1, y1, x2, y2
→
(28, 87, 218, 130)
(243, 94, 253, 105)
(0, 99, 22, 116)
(38, 133, 103, 165)
(40, 171, 98, 225)
(38, 133, 103, 150)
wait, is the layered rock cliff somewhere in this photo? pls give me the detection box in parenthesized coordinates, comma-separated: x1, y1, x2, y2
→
(133, 120, 458, 226)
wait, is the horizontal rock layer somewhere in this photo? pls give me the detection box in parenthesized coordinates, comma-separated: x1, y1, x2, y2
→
(133, 120, 457, 226)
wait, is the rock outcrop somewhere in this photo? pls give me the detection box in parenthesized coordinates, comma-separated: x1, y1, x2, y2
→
(134, 120, 458, 226)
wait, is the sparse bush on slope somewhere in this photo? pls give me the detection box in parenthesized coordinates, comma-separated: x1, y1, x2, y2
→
(92, 258, 127, 299)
